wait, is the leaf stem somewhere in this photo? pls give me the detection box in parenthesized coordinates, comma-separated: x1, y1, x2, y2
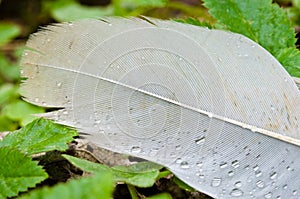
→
(127, 184, 139, 199)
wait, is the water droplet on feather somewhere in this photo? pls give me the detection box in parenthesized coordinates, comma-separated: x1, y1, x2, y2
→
(180, 161, 189, 169)
(230, 188, 243, 197)
(131, 146, 141, 153)
(211, 177, 222, 187)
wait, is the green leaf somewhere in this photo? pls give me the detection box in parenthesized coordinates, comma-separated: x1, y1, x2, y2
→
(175, 17, 212, 29)
(62, 154, 111, 173)
(0, 147, 48, 199)
(18, 171, 114, 199)
(0, 118, 77, 155)
(0, 115, 18, 131)
(45, 0, 113, 22)
(203, 0, 300, 77)
(0, 53, 20, 82)
(120, 0, 168, 8)
(63, 154, 162, 188)
(172, 176, 195, 192)
(292, 0, 300, 9)
(0, 83, 19, 105)
(2, 100, 45, 126)
(277, 47, 300, 77)
(147, 193, 173, 199)
(112, 162, 162, 187)
(0, 22, 21, 46)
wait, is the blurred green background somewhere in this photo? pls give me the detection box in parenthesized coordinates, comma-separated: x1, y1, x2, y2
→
(0, 0, 299, 131)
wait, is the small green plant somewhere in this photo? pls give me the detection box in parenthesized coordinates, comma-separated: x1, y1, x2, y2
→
(0, 118, 172, 199)
(0, 118, 77, 199)
(0, 22, 45, 131)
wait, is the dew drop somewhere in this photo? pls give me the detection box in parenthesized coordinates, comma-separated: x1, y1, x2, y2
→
(195, 136, 205, 145)
(108, 23, 112, 26)
(34, 97, 39, 102)
(228, 170, 234, 177)
(255, 170, 262, 177)
(270, 172, 277, 180)
(264, 192, 272, 198)
(256, 180, 264, 188)
(131, 146, 141, 153)
(196, 162, 203, 167)
(179, 57, 183, 61)
(56, 82, 62, 88)
(231, 160, 240, 168)
(292, 190, 297, 195)
(211, 177, 222, 187)
(175, 158, 182, 164)
(180, 161, 189, 169)
(175, 145, 182, 150)
(230, 188, 243, 197)
(199, 174, 205, 179)
(283, 184, 288, 189)
(149, 148, 159, 157)
(62, 110, 68, 115)
(234, 181, 242, 188)
(253, 165, 259, 171)
(219, 162, 228, 169)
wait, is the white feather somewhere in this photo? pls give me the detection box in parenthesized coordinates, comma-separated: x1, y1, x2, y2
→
(21, 17, 300, 198)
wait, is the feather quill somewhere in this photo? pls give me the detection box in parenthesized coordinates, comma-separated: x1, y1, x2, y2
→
(21, 17, 300, 198)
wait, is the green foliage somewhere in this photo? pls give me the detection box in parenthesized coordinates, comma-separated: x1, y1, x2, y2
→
(203, 0, 300, 77)
(0, 147, 48, 199)
(0, 23, 44, 131)
(0, 119, 78, 198)
(63, 154, 171, 197)
(44, 0, 114, 22)
(172, 176, 195, 192)
(0, 118, 77, 155)
(0, 22, 20, 46)
(62, 154, 111, 173)
(286, 0, 300, 25)
(43, 0, 169, 22)
(2, 100, 44, 126)
(18, 171, 114, 199)
(0, 84, 18, 106)
(63, 154, 163, 187)
(112, 162, 163, 187)
(120, 0, 167, 7)
(147, 193, 173, 199)
(0, 53, 20, 82)
(175, 17, 212, 29)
